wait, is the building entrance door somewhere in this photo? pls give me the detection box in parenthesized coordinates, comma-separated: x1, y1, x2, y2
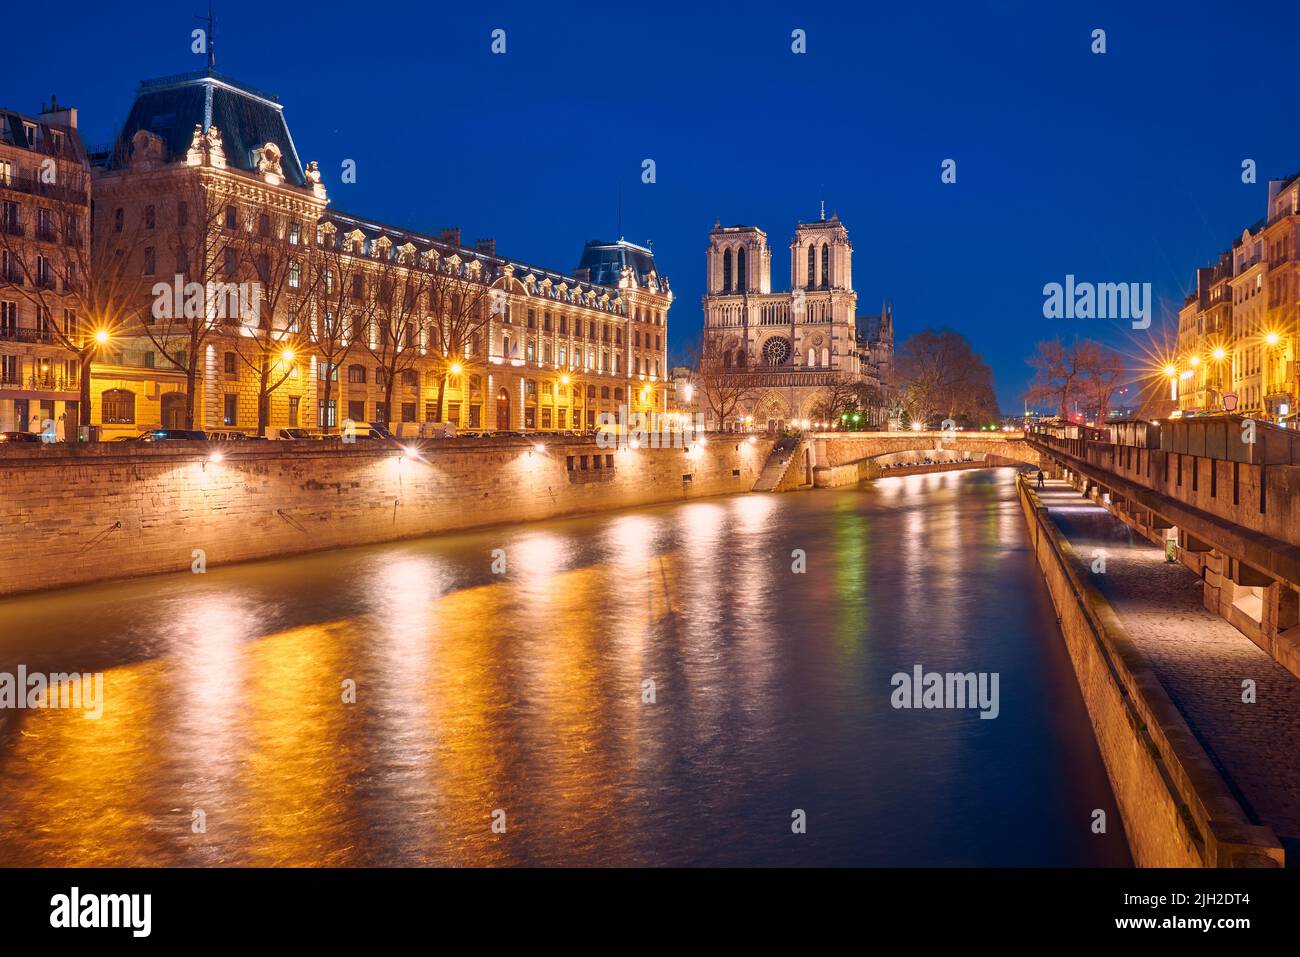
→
(496, 389, 511, 431)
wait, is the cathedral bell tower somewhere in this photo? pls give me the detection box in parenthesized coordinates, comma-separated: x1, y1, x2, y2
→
(707, 223, 771, 296)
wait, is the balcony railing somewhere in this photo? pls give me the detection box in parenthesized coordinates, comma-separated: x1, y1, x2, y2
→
(0, 370, 79, 391)
(0, 326, 54, 343)
(0, 174, 89, 206)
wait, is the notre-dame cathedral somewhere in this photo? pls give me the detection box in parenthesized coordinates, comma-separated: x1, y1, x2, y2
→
(702, 211, 893, 430)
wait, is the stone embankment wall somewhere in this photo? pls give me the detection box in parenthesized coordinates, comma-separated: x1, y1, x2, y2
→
(1016, 476, 1283, 868)
(0, 435, 775, 597)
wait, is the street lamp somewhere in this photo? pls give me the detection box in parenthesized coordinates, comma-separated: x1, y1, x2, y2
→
(449, 361, 463, 376)
(94, 329, 110, 345)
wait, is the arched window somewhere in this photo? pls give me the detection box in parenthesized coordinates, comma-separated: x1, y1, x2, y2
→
(722, 249, 732, 293)
(807, 348, 815, 367)
(821, 243, 829, 288)
(807, 244, 816, 288)
(736, 247, 747, 292)
(102, 388, 135, 424)
(723, 350, 732, 368)
(821, 347, 829, 367)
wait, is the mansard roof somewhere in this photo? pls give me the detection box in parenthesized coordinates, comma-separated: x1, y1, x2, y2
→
(576, 238, 658, 288)
(0, 108, 88, 165)
(106, 69, 307, 186)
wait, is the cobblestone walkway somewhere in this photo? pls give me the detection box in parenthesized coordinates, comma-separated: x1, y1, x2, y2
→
(1037, 480, 1300, 858)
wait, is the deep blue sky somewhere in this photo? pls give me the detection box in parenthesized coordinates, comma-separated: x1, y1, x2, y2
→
(7, 1, 1297, 409)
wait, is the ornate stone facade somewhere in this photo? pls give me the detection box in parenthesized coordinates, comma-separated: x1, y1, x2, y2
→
(702, 213, 892, 430)
(86, 69, 672, 437)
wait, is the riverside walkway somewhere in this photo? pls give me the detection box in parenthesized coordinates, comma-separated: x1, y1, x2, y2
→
(1036, 479, 1300, 861)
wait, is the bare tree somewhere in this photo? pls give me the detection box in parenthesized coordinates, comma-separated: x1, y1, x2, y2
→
(133, 175, 246, 429)
(228, 207, 322, 435)
(691, 334, 759, 429)
(424, 251, 494, 423)
(809, 380, 883, 427)
(0, 165, 146, 429)
(1027, 337, 1127, 421)
(891, 328, 998, 427)
(307, 239, 367, 433)
(355, 250, 430, 428)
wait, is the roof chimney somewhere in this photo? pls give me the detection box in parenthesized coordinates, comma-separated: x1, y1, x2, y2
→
(474, 238, 495, 257)
(39, 96, 77, 130)
(438, 227, 461, 248)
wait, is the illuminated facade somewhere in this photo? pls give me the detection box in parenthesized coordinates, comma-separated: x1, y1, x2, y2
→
(85, 69, 672, 437)
(1175, 175, 1300, 421)
(702, 213, 891, 430)
(0, 101, 91, 433)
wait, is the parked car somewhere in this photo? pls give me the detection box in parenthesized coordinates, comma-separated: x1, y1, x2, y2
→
(0, 431, 42, 444)
(137, 429, 209, 441)
(336, 422, 396, 440)
(206, 429, 249, 441)
(269, 428, 319, 440)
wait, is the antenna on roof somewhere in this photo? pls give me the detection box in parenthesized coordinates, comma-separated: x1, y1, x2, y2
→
(196, 2, 216, 71)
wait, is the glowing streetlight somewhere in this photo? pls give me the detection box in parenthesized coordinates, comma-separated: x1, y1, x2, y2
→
(449, 361, 463, 376)
(911, 420, 924, 432)
(1163, 364, 1177, 377)
(94, 329, 110, 345)
(1212, 347, 1226, 362)
(1189, 355, 1200, 368)
(280, 348, 295, 363)
(1266, 332, 1281, 347)
(560, 373, 570, 385)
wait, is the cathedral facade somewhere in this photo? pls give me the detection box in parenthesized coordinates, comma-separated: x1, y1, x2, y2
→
(701, 213, 893, 431)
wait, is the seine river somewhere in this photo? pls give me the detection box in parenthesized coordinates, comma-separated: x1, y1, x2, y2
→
(0, 467, 1130, 866)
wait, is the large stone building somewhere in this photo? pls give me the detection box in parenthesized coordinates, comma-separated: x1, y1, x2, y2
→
(1175, 175, 1300, 422)
(67, 68, 671, 438)
(701, 212, 892, 431)
(0, 100, 91, 434)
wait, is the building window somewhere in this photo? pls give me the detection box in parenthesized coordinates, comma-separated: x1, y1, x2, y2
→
(289, 222, 300, 245)
(288, 396, 300, 426)
(223, 394, 238, 426)
(722, 248, 732, 292)
(144, 205, 155, 229)
(348, 400, 365, 423)
(807, 244, 815, 287)
(102, 389, 135, 424)
(143, 246, 155, 275)
(318, 398, 336, 428)
(224, 205, 238, 230)
(401, 402, 416, 422)
(289, 260, 300, 288)
(821, 243, 829, 287)
(737, 246, 747, 291)
(348, 364, 366, 384)
(224, 351, 237, 376)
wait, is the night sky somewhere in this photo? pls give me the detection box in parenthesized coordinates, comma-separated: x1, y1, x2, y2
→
(7, 1, 1298, 409)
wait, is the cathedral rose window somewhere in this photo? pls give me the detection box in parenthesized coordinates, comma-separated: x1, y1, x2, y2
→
(762, 336, 791, 366)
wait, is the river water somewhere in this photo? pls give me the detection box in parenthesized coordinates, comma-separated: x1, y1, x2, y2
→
(0, 467, 1130, 866)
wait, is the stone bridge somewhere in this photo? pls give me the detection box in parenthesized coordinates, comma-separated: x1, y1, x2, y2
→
(804, 431, 1041, 487)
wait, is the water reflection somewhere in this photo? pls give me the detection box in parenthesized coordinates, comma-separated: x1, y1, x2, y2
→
(0, 468, 1129, 866)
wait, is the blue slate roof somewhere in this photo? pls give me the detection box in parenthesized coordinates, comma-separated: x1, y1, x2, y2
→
(107, 70, 306, 186)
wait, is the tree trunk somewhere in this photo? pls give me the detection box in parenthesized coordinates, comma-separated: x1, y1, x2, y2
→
(436, 375, 447, 424)
(78, 348, 93, 429)
(258, 357, 270, 437)
(185, 365, 199, 429)
(321, 373, 334, 434)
